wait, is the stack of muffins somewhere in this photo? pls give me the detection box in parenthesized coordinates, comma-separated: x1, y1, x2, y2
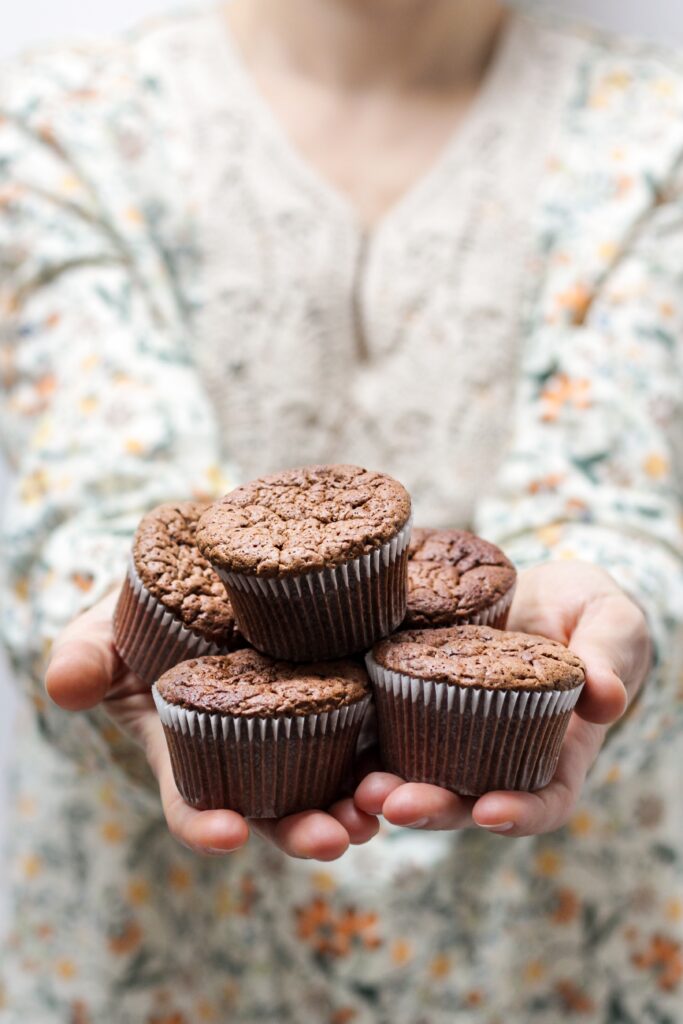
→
(113, 465, 585, 818)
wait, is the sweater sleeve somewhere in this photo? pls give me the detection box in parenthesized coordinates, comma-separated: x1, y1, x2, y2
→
(476, 170, 683, 772)
(0, 51, 234, 752)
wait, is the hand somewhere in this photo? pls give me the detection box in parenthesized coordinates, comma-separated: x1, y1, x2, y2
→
(355, 561, 652, 838)
(45, 591, 379, 860)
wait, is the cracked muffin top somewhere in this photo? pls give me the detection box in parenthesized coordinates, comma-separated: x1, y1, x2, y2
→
(133, 501, 241, 644)
(371, 625, 585, 691)
(156, 649, 370, 717)
(196, 464, 412, 577)
(405, 528, 516, 627)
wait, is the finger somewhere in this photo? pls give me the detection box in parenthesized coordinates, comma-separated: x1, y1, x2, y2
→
(569, 594, 649, 723)
(46, 635, 119, 710)
(328, 798, 380, 845)
(354, 771, 406, 816)
(46, 591, 121, 710)
(251, 811, 350, 861)
(472, 716, 605, 837)
(143, 712, 249, 854)
(573, 653, 627, 725)
(382, 782, 474, 830)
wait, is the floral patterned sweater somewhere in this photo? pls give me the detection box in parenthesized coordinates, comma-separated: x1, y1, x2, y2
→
(1, 7, 683, 1023)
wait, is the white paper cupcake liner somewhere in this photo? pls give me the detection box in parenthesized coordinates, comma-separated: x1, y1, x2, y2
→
(214, 516, 413, 661)
(366, 653, 583, 795)
(464, 582, 516, 628)
(153, 686, 371, 817)
(113, 559, 240, 686)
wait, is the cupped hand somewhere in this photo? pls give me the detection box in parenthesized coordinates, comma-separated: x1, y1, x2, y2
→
(45, 591, 379, 860)
(355, 561, 652, 838)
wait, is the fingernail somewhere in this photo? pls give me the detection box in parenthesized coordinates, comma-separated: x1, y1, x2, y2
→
(405, 817, 429, 829)
(478, 821, 514, 833)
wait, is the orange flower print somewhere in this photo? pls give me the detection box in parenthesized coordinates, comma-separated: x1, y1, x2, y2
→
(429, 953, 452, 980)
(203, 464, 234, 498)
(632, 934, 683, 991)
(168, 865, 192, 891)
(101, 821, 125, 844)
(564, 496, 588, 514)
(56, 958, 77, 980)
(19, 468, 50, 504)
(665, 899, 683, 923)
(550, 888, 580, 924)
(35, 373, 57, 397)
(195, 997, 217, 1021)
(71, 1001, 91, 1024)
(527, 473, 565, 495)
(616, 174, 635, 198)
(312, 871, 337, 894)
(236, 874, 257, 916)
(71, 572, 94, 593)
(339, 909, 381, 950)
(127, 879, 151, 907)
(555, 979, 595, 1013)
(555, 283, 594, 325)
(568, 810, 594, 837)
(125, 205, 144, 225)
(78, 396, 98, 416)
(108, 921, 142, 956)
(37, 121, 59, 147)
(540, 374, 591, 422)
(522, 960, 546, 985)
(295, 898, 331, 941)
(534, 849, 562, 878)
(330, 1009, 357, 1024)
(295, 898, 381, 958)
(390, 939, 413, 966)
(643, 453, 669, 480)
(21, 853, 43, 880)
(124, 437, 145, 455)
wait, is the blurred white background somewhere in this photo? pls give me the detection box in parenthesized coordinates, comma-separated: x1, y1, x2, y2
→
(0, 0, 682, 58)
(0, 0, 682, 928)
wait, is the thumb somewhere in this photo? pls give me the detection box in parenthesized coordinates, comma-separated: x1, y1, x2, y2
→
(45, 593, 121, 711)
(568, 594, 649, 725)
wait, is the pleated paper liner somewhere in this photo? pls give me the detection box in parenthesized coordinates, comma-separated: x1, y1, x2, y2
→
(366, 653, 583, 796)
(462, 583, 516, 629)
(214, 517, 413, 662)
(153, 687, 371, 817)
(113, 559, 243, 687)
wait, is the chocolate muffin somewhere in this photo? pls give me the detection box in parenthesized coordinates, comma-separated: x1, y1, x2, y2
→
(153, 650, 371, 816)
(405, 528, 516, 630)
(367, 625, 585, 796)
(114, 501, 244, 686)
(196, 464, 413, 661)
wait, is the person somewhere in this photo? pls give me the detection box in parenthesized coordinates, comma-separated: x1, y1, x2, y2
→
(1, 0, 682, 1020)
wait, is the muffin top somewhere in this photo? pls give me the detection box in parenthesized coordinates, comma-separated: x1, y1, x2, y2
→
(133, 501, 239, 644)
(371, 625, 585, 692)
(156, 649, 370, 717)
(405, 528, 516, 628)
(196, 464, 412, 577)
